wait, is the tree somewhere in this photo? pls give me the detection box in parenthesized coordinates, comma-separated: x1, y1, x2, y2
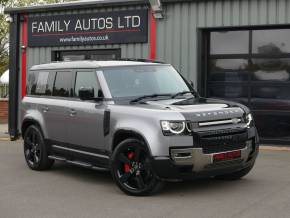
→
(0, 2, 9, 75)
(0, 0, 9, 5)
(0, 0, 75, 75)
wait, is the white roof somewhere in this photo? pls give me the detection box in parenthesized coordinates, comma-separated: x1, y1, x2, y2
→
(0, 70, 9, 84)
(30, 60, 162, 71)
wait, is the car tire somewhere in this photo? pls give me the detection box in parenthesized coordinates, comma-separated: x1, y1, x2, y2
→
(215, 164, 255, 180)
(110, 138, 164, 196)
(23, 125, 54, 171)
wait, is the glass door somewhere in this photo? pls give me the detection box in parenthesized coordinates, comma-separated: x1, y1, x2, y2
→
(207, 28, 290, 144)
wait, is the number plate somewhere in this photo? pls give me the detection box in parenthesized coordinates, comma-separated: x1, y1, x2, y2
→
(213, 150, 241, 162)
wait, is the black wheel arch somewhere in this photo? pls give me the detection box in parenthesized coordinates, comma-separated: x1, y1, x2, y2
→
(112, 129, 152, 156)
(21, 119, 43, 139)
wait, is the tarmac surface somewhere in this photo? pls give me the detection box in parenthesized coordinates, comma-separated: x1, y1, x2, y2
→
(0, 140, 289, 218)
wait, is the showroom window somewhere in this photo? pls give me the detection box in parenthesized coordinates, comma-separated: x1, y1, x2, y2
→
(207, 28, 290, 142)
(52, 49, 121, 61)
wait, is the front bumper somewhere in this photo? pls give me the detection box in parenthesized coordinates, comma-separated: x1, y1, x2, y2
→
(151, 138, 259, 181)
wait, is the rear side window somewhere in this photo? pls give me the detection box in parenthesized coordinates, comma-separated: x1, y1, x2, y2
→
(35, 72, 49, 94)
(45, 72, 56, 96)
(53, 71, 74, 97)
(27, 71, 39, 95)
(74, 71, 100, 97)
(28, 71, 55, 96)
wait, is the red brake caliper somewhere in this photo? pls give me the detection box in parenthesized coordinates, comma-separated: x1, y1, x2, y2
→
(124, 152, 134, 173)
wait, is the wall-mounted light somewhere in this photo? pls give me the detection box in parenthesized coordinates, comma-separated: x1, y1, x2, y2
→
(149, 0, 164, 19)
(5, 16, 13, 23)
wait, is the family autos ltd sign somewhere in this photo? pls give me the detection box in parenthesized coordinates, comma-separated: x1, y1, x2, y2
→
(28, 9, 148, 47)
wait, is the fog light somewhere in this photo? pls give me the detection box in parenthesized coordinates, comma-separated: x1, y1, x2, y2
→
(173, 152, 192, 159)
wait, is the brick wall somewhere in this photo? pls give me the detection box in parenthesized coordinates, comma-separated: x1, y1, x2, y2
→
(0, 99, 8, 124)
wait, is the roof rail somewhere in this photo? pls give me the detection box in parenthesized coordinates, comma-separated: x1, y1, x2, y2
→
(117, 58, 166, 64)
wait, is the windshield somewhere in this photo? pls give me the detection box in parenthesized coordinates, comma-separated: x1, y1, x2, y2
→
(102, 65, 192, 98)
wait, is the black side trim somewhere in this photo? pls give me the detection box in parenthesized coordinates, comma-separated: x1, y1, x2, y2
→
(46, 139, 111, 157)
(9, 14, 20, 140)
(103, 110, 110, 136)
(47, 140, 111, 168)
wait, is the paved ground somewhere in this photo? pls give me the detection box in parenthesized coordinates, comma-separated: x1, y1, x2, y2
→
(0, 141, 290, 218)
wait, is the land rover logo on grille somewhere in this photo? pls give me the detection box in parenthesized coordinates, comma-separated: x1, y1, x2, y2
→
(195, 109, 240, 117)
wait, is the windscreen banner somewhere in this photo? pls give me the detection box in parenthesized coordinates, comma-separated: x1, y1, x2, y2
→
(27, 9, 148, 47)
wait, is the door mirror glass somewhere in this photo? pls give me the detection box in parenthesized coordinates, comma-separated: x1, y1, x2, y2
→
(79, 87, 94, 100)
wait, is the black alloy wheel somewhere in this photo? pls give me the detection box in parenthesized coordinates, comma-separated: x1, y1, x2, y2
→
(111, 138, 164, 196)
(24, 125, 54, 171)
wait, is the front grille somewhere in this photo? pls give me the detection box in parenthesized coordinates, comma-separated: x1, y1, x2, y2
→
(198, 118, 241, 127)
(194, 129, 248, 154)
(202, 143, 246, 154)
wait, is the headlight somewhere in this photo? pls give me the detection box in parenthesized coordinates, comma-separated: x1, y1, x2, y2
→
(161, 121, 188, 135)
(246, 113, 253, 128)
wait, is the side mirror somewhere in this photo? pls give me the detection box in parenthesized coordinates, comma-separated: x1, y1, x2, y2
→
(79, 87, 94, 100)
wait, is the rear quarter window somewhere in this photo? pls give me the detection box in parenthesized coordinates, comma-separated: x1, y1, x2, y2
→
(27, 71, 39, 95)
(28, 71, 55, 96)
(35, 72, 49, 94)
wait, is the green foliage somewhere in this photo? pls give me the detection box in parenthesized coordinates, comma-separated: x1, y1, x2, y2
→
(0, 0, 76, 75)
(0, 0, 9, 5)
(0, 14, 8, 75)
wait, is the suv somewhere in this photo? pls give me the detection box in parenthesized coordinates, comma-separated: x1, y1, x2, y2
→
(22, 60, 259, 196)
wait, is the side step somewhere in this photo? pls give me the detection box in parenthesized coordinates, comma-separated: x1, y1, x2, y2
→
(48, 155, 109, 172)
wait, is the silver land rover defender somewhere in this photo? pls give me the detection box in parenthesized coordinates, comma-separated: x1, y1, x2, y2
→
(21, 60, 259, 196)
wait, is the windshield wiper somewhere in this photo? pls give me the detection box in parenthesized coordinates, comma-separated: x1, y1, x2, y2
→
(130, 94, 172, 104)
(171, 90, 200, 99)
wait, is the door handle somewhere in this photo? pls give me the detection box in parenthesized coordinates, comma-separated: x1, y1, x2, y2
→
(42, 106, 49, 113)
(70, 109, 77, 117)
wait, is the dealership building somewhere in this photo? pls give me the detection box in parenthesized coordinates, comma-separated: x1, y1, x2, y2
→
(5, 0, 290, 144)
